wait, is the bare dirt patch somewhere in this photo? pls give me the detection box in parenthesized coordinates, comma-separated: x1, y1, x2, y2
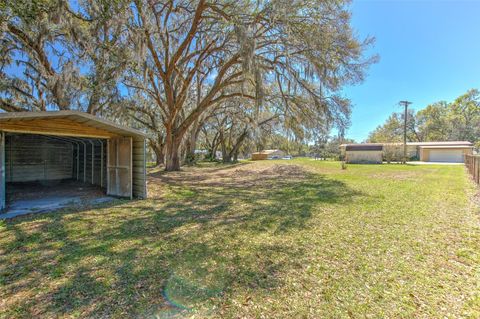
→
(148, 162, 308, 198)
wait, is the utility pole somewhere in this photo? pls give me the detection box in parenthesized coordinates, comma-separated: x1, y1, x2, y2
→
(399, 100, 412, 164)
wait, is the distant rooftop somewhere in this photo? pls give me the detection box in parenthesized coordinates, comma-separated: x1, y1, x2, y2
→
(345, 144, 383, 151)
(341, 141, 473, 147)
(418, 145, 474, 149)
(406, 141, 473, 146)
(252, 149, 283, 154)
(340, 143, 383, 147)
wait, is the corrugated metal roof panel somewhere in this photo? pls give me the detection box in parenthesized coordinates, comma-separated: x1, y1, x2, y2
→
(0, 111, 146, 138)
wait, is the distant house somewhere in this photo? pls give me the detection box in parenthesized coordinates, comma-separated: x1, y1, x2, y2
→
(340, 141, 474, 163)
(344, 144, 383, 164)
(251, 149, 285, 160)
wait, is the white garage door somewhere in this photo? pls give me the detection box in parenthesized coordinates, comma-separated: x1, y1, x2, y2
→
(429, 149, 464, 163)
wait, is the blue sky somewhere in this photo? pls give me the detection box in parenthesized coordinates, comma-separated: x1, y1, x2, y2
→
(344, 0, 480, 142)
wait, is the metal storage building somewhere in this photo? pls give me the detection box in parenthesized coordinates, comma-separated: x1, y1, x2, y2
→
(344, 144, 383, 164)
(0, 111, 147, 212)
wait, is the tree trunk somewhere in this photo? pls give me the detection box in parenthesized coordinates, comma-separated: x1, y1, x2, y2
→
(220, 136, 228, 162)
(224, 130, 247, 163)
(165, 141, 181, 171)
(184, 119, 201, 165)
(149, 138, 165, 166)
(164, 129, 182, 171)
(222, 154, 232, 163)
(209, 144, 218, 161)
(154, 146, 164, 166)
(208, 133, 220, 161)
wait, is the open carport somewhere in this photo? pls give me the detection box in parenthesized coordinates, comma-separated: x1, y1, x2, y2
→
(0, 111, 147, 214)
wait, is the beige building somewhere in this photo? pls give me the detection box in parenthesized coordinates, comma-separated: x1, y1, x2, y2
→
(344, 144, 383, 164)
(341, 141, 473, 163)
(251, 149, 285, 160)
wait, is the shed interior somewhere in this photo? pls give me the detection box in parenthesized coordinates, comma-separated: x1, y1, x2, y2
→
(5, 133, 108, 209)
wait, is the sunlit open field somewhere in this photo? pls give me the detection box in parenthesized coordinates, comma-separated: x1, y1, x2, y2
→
(1, 159, 479, 318)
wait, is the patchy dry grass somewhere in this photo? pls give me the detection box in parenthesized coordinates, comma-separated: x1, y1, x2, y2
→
(1, 159, 479, 318)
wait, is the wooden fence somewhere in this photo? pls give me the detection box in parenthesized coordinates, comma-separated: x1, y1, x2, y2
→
(465, 154, 480, 185)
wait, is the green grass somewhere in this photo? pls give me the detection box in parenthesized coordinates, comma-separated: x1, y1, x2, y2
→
(1, 159, 479, 318)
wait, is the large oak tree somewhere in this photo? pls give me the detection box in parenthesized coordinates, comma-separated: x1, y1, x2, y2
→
(126, 0, 375, 170)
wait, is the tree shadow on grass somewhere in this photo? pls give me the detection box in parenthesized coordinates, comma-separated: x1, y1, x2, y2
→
(0, 164, 365, 318)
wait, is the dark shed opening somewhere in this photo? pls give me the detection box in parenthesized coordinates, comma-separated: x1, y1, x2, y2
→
(5, 134, 107, 206)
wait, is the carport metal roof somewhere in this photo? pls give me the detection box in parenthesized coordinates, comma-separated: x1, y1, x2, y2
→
(0, 111, 146, 139)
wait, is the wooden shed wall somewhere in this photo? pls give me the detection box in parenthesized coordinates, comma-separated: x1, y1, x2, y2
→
(132, 138, 147, 198)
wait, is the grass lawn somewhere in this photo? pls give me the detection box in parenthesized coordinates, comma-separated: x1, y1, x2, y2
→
(1, 159, 479, 318)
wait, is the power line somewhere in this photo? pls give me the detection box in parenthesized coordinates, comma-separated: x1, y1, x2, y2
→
(399, 100, 412, 164)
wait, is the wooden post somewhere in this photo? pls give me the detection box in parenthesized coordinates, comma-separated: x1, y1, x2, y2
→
(474, 156, 476, 182)
(465, 155, 480, 186)
(475, 156, 480, 184)
(474, 156, 476, 181)
(473, 156, 476, 182)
